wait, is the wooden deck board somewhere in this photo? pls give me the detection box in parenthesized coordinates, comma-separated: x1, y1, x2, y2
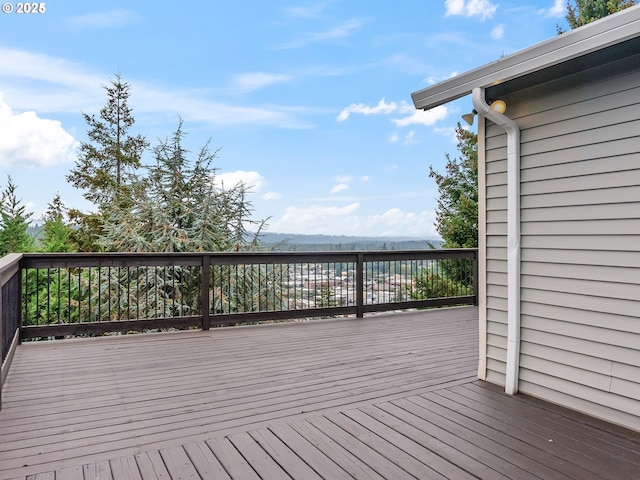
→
(2, 306, 640, 479)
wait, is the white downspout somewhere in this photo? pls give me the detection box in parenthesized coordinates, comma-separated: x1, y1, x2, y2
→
(472, 87, 521, 395)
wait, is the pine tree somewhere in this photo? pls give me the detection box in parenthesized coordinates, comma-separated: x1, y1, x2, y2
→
(67, 73, 148, 250)
(100, 119, 267, 253)
(41, 193, 77, 252)
(96, 121, 270, 319)
(0, 176, 34, 255)
(68, 73, 148, 206)
(559, 0, 635, 32)
(429, 124, 478, 249)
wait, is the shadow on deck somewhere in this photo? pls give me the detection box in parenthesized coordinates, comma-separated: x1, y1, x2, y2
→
(1, 306, 639, 479)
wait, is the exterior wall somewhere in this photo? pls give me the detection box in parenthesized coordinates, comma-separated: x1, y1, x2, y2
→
(483, 118, 508, 385)
(483, 59, 640, 430)
(476, 115, 488, 380)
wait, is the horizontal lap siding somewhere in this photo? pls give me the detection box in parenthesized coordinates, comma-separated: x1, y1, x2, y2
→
(510, 64, 640, 430)
(485, 123, 508, 385)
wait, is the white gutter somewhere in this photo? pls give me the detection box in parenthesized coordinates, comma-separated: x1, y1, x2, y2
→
(472, 87, 521, 395)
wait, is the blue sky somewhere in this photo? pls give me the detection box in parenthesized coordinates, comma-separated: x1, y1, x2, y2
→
(0, 0, 568, 238)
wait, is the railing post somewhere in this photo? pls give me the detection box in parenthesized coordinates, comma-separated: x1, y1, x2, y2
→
(356, 253, 364, 318)
(201, 254, 211, 331)
(1, 254, 23, 411)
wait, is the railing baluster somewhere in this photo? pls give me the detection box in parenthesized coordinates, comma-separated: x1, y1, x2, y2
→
(16, 249, 477, 338)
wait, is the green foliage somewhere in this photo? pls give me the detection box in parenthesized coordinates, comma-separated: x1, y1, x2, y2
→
(100, 119, 267, 253)
(67, 73, 149, 250)
(40, 193, 78, 252)
(68, 73, 148, 206)
(429, 124, 478, 249)
(412, 271, 472, 301)
(559, 0, 635, 32)
(212, 264, 286, 314)
(0, 176, 35, 255)
(413, 272, 472, 298)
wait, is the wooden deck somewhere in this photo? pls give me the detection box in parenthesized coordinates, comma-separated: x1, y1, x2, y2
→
(1, 306, 639, 479)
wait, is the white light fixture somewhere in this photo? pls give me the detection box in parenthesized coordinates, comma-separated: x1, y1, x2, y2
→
(461, 99, 507, 125)
(462, 109, 477, 126)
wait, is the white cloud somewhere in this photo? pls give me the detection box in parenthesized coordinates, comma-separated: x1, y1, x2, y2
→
(276, 19, 366, 49)
(215, 170, 266, 192)
(337, 98, 398, 122)
(445, 0, 465, 15)
(335, 175, 353, 183)
(330, 183, 349, 194)
(434, 126, 459, 144)
(67, 10, 138, 29)
(538, 0, 565, 18)
(391, 130, 417, 145)
(233, 73, 292, 93)
(269, 203, 439, 236)
(445, 0, 498, 21)
(404, 130, 417, 145)
(271, 203, 361, 233)
(0, 48, 312, 129)
(284, 3, 328, 18)
(262, 191, 282, 201)
(0, 94, 78, 168)
(392, 105, 448, 127)
(491, 24, 505, 39)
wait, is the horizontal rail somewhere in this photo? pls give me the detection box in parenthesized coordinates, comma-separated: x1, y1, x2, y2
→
(17, 249, 477, 339)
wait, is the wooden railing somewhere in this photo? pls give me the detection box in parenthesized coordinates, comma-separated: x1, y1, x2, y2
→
(1, 249, 477, 409)
(1, 253, 22, 410)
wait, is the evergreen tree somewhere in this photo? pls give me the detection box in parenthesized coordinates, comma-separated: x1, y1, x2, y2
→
(559, 0, 635, 32)
(67, 73, 148, 250)
(41, 193, 77, 252)
(429, 124, 478, 249)
(100, 119, 267, 252)
(0, 176, 34, 255)
(68, 73, 148, 206)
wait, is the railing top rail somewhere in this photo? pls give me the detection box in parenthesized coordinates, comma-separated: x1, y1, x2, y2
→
(0, 253, 22, 287)
(20, 249, 477, 268)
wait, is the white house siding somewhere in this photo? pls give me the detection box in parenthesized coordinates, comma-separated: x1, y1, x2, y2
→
(483, 59, 640, 430)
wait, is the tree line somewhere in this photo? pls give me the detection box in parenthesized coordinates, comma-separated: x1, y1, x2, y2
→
(1, 74, 266, 256)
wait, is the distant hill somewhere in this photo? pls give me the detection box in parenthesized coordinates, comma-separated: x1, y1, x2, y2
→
(255, 232, 442, 252)
(26, 225, 440, 252)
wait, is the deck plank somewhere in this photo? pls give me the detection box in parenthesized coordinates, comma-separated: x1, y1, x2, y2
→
(265, 424, 352, 480)
(325, 410, 448, 479)
(227, 433, 291, 480)
(430, 386, 605, 480)
(247, 428, 324, 480)
(83, 460, 114, 480)
(2, 306, 640, 479)
(288, 419, 387, 480)
(339, 408, 476, 479)
(205, 437, 261, 480)
(159, 447, 200, 480)
(110, 456, 142, 480)
(305, 415, 416, 479)
(53, 466, 84, 480)
(135, 451, 171, 480)
(182, 442, 231, 480)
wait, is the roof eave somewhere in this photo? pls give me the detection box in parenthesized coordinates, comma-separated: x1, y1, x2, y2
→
(411, 5, 640, 111)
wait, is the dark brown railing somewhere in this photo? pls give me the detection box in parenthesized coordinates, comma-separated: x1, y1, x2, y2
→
(1, 253, 22, 409)
(1, 249, 477, 409)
